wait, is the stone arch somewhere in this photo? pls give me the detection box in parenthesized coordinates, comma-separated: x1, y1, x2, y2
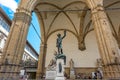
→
(26, 0, 120, 79)
(33, 2, 84, 38)
(33, 1, 91, 51)
(104, 0, 120, 8)
(33, 11, 45, 43)
(34, 2, 65, 42)
(1, 0, 120, 79)
(18, 0, 36, 12)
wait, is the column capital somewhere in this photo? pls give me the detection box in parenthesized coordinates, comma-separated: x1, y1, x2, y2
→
(16, 7, 31, 16)
(13, 11, 32, 25)
(40, 43, 47, 48)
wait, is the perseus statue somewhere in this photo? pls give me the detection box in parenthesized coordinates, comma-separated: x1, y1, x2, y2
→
(54, 51, 66, 65)
(56, 30, 66, 54)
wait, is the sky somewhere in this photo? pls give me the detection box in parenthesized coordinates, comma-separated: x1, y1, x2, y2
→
(0, 0, 40, 53)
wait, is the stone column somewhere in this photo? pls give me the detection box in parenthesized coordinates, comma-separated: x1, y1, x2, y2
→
(36, 43, 47, 79)
(118, 27, 120, 49)
(0, 9, 31, 79)
(86, 0, 120, 79)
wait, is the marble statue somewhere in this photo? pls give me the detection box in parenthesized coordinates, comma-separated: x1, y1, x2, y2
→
(69, 59, 74, 71)
(97, 58, 103, 67)
(47, 59, 56, 70)
(69, 59, 75, 79)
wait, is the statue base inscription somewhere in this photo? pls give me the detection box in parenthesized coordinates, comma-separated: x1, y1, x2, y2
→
(45, 70, 56, 79)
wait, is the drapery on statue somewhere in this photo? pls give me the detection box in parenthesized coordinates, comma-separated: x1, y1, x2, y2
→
(56, 30, 66, 54)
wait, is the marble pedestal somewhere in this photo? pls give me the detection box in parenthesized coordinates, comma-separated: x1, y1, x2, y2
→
(45, 70, 56, 79)
(55, 59, 65, 80)
(70, 70, 75, 79)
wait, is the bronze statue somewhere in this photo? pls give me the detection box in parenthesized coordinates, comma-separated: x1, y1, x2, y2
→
(54, 51, 66, 65)
(56, 30, 66, 54)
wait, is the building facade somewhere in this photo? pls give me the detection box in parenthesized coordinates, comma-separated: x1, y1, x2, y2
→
(0, 8, 38, 79)
(0, 8, 11, 59)
(0, 0, 120, 79)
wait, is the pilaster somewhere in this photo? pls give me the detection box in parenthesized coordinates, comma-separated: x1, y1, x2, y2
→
(86, 0, 120, 79)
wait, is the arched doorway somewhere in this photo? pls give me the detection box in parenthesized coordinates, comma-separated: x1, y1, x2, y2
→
(0, 0, 120, 79)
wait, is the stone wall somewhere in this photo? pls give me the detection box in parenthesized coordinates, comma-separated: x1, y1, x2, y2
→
(46, 31, 100, 68)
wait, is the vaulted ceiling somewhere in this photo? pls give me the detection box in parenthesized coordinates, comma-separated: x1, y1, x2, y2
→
(34, 0, 90, 41)
(33, 0, 120, 49)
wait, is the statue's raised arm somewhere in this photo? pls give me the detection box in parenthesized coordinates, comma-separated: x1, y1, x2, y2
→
(62, 30, 66, 39)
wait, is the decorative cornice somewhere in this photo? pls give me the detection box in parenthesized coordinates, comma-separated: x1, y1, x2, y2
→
(16, 7, 31, 16)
